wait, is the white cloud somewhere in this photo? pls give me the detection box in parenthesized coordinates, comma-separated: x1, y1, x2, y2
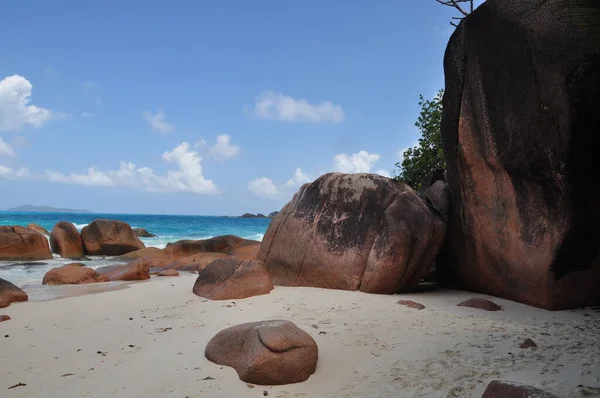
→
(142, 109, 174, 134)
(333, 151, 380, 173)
(210, 134, 239, 159)
(0, 75, 60, 132)
(376, 169, 391, 178)
(0, 138, 15, 156)
(43, 142, 218, 194)
(284, 168, 311, 188)
(81, 112, 94, 117)
(252, 91, 345, 123)
(248, 177, 279, 198)
(0, 165, 30, 179)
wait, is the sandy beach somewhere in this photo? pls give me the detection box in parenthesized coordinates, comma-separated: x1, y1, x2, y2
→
(1, 275, 599, 398)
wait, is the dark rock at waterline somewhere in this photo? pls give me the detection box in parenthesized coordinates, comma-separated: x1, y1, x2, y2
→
(482, 380, 557, 398)
(81, 219, 145, 256)
(258, 173, 446, 294)
(132, 228, 157, 238)
(439, 0, 600, 310)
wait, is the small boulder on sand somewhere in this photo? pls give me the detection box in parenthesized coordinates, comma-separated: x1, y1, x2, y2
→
(205, 320, 318, 385)
(457, 298, 502, 311)
(50, 222, 85, 259)
(157, 269, 179, 277)
(397, 300, 425, 310)
(193, 258, 273, 300)
(42, 263, 109, 285)
(0, 315, 10, 322)
(482, 380, 557, 398)
(0, 278, 28, 308)
(96, 259, 150, 281)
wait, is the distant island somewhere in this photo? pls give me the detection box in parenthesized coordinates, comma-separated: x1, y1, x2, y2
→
(240, 212, 279, 219)
(5, 205, 92, 213)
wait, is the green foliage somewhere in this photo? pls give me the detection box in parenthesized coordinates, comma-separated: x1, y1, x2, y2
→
(394, 90, 446, 191)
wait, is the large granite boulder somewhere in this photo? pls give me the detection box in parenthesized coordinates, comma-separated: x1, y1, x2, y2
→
(0, 278, 28, 308)
(0, 226, 52, 261)
(193, 258, 273, 300)
(28, 223, 49, 236)
(205, 320, 318, 385)
(81, 219, 145, 256)
(439, 0, 600, 309)
(42, 263, 109, 285)
(96, 259, 150, 281)
(50, 222, 84, 259)
(257, 173, 446, 293)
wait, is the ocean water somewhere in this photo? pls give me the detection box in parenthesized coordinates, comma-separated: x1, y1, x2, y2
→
(0, 212, 271, 287)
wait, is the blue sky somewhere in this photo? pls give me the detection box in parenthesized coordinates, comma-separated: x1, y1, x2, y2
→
(0, 0, 481, 216)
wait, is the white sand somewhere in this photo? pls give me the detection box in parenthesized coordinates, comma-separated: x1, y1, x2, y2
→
(1, 274, 599, 398)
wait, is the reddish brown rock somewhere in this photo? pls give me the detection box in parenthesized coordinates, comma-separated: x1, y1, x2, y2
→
(0, 226, 52, 261)
(457, 298, 502, 311)
(397, 300, 425, 310)
(205, 320, 318, 385)
(132, 228, 157, 238)
(0, 315, 10, 322)
(81, 219, 145, 256)
(50, 222, 84, 259)
(193, 258, 273, 300)
(482, 380, 557, 398)
(28, 223, 49, 236)
(439, 0, 600, 309)
(0, 278, 28, 308)
(519, 338, 538, 349)
(114, 247, 161, 261)
(157, 269, 179, 277)
(96, 259, 150, 281)
(42, 263, 109, 285)
(258, 173, 446, 294)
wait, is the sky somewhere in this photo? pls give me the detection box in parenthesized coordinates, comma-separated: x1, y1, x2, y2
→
(0, 0, 483, 216)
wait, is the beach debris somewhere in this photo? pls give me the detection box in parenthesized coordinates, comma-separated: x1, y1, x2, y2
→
(4, 335, 8, 338)
(519, 338, 537, 349)
(246, 384, 255, 388)
(206, 320, 318, 385)
(457, 298, 502, 311)
(263, 391, 269, 396)
(97, 351, 107, 356)
(202, 377, 215, 380)
(0, 315, 10, 322)
(319, 331, 327, 335)
(156, 327, 172, 333)
(397, 300, 425, 310)
(61, 373, 74, 377)
(7, 383, 26, 390)
(482, 380, 557, 397)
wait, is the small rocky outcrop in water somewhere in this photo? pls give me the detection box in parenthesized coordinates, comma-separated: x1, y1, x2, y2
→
(258, 173, 446, 294)
(42, 263, 109, 285)
(0, 278, 28, 308)
(0, 226, 53, 261)
(81, 219, 145, 256)
(205, 320, 318, 385)
(28, 223, 49, 236)
(240, 213, 266, 218)
(96, 259, 150, 281)
(193, 258, 273, 300)
(482, 380, 557, 398)
(50, 222, 85, 259)
(132, 228, 157, 238)
(439, 0, 600, 309)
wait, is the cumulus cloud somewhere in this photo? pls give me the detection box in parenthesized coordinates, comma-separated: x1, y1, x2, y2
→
(252, 91, 345, 123)
(333, 151, 381, 174)
(210, 134, 239, 159)
(0, 165, 30, 179)
(0, 75, 60, 132)
(0, 138, 15, 156)
(142, 109, 174, 134)
(248, 177, 279, 198)
(44, 142, 218, 194)
(376, 169, 391, 178)
(284, 168, 311, 188)
(249, 168, 312, 199)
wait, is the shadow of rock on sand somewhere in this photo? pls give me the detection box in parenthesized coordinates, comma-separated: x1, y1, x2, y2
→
(21, 281, 137, 302)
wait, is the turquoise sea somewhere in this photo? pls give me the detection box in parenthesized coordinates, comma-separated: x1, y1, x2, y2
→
(0, 212, 271, 287)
